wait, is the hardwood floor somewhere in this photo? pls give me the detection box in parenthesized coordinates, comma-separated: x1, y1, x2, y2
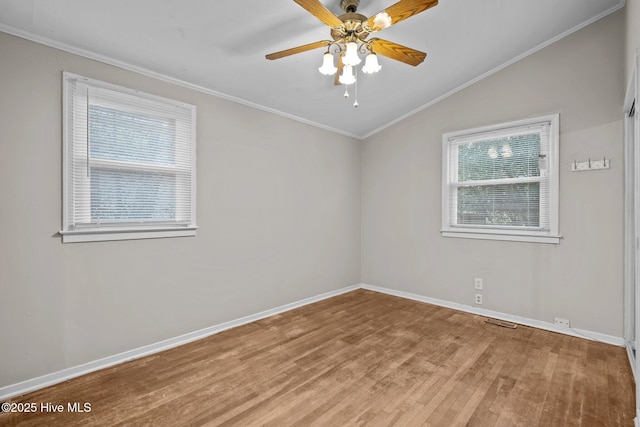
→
(0, 289, 635, 426)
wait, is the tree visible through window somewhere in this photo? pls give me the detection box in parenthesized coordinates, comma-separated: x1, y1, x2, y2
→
(456, 133, 541, 227)
(442, 115, 560, 244)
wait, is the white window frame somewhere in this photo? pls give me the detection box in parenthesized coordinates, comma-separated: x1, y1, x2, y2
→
(61, 72, 197, 243)
(441, 114, 560, 244)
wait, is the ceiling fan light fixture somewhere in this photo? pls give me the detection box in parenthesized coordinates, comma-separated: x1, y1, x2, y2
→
(339, 64, 356, 85)
(362, 53, 382, 74)
(318, 52, 338, 75)
(265, 0, 437, 101)
(342, 42, 361, 66)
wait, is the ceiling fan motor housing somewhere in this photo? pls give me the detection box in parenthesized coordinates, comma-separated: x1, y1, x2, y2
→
(331, 12, 369, 41)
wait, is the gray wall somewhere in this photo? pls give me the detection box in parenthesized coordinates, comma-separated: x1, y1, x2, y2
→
(0, 33, 361, 388)
(361, 10, 625, 337)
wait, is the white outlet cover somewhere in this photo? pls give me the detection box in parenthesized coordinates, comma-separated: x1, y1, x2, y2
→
(554, 317, 570, 327)
(474, 278, 483, 290)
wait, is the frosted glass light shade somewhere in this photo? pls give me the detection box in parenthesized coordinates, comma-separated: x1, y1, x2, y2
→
(318, 53, 337, 75)
(343, 42, 361, 66)
(373, 12, 392, 30)
(338, 64, 356, 85)
(362, 53, 382, 74)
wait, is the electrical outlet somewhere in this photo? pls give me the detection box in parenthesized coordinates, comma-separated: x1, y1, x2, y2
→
(554, 317, 570, 328)
(474, 278, 483, 290)
(475, 294, 483, 305)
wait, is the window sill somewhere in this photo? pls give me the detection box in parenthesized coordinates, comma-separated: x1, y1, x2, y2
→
(60, 226, 198, 243)
(441, 230, 561, 244)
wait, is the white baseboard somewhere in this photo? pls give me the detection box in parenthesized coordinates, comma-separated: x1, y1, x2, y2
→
(0, 284, 359, 400)
(360, 284, 625, 347)
(1, 282, 626, 400)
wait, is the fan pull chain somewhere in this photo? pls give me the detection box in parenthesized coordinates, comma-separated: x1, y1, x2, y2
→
(343, 85, 349, 98)
(353, 66, 359, 108)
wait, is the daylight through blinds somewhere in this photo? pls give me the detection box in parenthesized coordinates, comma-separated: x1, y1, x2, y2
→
(64, 75, 195, 230)
(448, 123, 550, 230)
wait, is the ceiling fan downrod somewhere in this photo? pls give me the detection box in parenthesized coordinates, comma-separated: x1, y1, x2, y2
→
(341, 0, 360, 13)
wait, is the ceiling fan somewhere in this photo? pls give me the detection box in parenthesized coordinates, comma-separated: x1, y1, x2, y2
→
(266, 0, 438, 99)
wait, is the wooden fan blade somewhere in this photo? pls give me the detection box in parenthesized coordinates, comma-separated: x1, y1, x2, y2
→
(266, 40, 330, 60)
(369, 38, 426, 66)
(294, 0, 343, 28)
(366, 0, 438, 32)
(334, 54, 344, 85)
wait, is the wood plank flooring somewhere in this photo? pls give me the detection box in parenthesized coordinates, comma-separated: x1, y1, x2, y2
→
(0, 289, 635, 426)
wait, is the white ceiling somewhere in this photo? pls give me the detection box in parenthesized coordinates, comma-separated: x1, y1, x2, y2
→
(0, 0, 624, 138)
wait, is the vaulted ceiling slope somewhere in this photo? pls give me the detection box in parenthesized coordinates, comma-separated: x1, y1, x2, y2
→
(0, 0, 624, 138)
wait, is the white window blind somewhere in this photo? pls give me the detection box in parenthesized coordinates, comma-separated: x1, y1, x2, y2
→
(62, 73, 197, 242)
(441, 115, 560, 244)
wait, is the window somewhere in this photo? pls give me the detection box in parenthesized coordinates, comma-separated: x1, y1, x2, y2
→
(61, 73, 197, 243)
(441, 114, 560, 244)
